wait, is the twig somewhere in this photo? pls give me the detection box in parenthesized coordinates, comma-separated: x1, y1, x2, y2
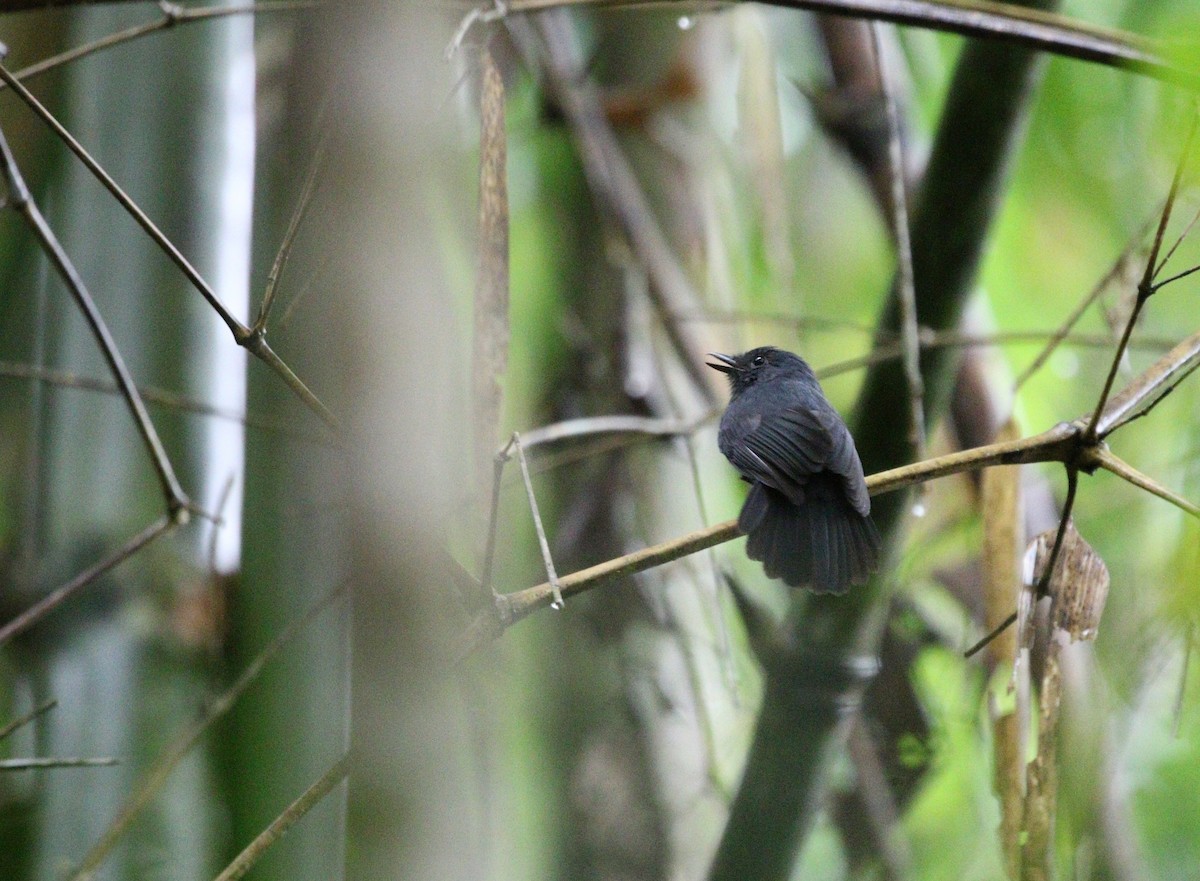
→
(508, 433, 564, 609)
(1153, 200, 1200, 279)
(519, 10, 722, 406)
(67, 582, 349, 881)
(517, 412, 712, 450)
(255, 126, 328, 331)
(0, 123, 189, 514)
(3, 2, 317, 89)
(0, 360, 329, 441)
(1093, 326, 1200, 438)
(963, 609, 1017, 660)
(1094, 448, 1200, 519)
(1033, 468, 1080, 600)
(478, 449, 507, 606)
(207, 473, 239, 573)
(446, 0, 509, 58)
(819, 328, 1178, 380)
(0, 757, 119, 770)
(871, 20, 926, 472)
(1086, 110, 1198, 444)
(0, 516, 174, 648)
(212, 753, 349, 881)
(0, 61, 336, 429)
(1149, 261, 1200, 293)
(502, 0, 1198, 89)
(0, 699, 57, 741)
(1013, 211, 1158, 392)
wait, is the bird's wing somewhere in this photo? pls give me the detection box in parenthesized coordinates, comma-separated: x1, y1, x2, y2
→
(726, 405, 870, 514)
(724, 407, 833, 505)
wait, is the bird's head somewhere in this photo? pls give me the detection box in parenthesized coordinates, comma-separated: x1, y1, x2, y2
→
(706, 346, 814, 395)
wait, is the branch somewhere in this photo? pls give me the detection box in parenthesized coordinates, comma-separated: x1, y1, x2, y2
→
(502, 0, 1198, 89)
(1085, 110, 1198, 442)
(0, 757, 119, 770)
(2, 3, 316, 88)
(1093, 326, 1200, 437)
(212, 754, 349, 881)
(1095, 448, 1200, 519)
(0, 699, 56, 741)
(0, 516, 174, 648)
(0, 122, 189, 514)
(67, 582, 349, 881)
(0, 60, 337, 428)
(481, 316, 1200, 640)
(491, 420, 1077, 630)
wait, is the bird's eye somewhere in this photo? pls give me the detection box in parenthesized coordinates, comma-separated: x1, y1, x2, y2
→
(751, 355, 765, 367)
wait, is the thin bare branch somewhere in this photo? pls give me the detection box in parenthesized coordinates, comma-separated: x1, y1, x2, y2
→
(4, 3, 316, 89)
(0, 61, 336, 428)
(0, 516, 174, 649)
(1094, 326, 1200, 437)
(963, 609, 1017, 660)
(493, 421, 1079, 631)
(1033, 468, 1081, 601)
(1095, 448, 1200, 519)
(0, 757, 119, 770)
(501, 0, 1198, 89)
(212, 753, 349, 881)
(1153, 200, 1200, 279)
(67, 582, 349, 881)
(1086, 111, 1198, 443)
(872, 20, 925, 472)
(255, 126, 328, 331)
(1013, 211, 1157, 392)
(0, 123, 189, 513)
(819, 328, 1177, 380)
(0, 360, 330, 441)
(0, 699, 56, 742)
(517, 412, 712, 450)
(1150, 261, 1200, 293)
(509, 433, 564, 609)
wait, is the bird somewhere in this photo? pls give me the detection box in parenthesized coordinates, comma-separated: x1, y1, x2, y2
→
(708, 346, 881, 594)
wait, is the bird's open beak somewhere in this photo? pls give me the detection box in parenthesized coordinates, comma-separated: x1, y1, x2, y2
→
(706, 352, 740, 374)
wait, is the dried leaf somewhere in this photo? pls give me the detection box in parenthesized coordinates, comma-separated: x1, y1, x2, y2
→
(1024, 521, 1110, 642)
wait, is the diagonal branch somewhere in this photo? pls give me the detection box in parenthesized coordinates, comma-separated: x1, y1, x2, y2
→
(0, 61, 336, 428)
(212, 753, 349, 881)
(0, 123, 189, 513)
(1095, 448, 1200, 519)
(0, 699, 56, 741)
(490, 420, 1078, 631)
(502, 0, 1198, 89)
(2, 2, 317, 89)
(1085, 110, 1198, 443)
(0, 516, 174, 648)
(66, 582, 349, 881)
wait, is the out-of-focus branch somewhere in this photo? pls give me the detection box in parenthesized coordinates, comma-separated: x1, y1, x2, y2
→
(514, 10, 724, 406)
(470, 317, 1200, 640)
(501, 0, 1198, 89)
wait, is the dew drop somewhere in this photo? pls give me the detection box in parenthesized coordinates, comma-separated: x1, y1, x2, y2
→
(677, 14, 695, 30)
(911, 501, 927, 518)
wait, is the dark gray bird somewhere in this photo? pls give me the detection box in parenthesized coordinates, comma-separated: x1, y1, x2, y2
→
(708, 346, 880, 594)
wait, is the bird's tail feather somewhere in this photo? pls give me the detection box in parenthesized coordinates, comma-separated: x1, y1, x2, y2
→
(740, 480, 880, 594)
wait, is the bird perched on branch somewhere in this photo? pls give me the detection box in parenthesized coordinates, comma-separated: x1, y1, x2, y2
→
(708, 346, 880, 594)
